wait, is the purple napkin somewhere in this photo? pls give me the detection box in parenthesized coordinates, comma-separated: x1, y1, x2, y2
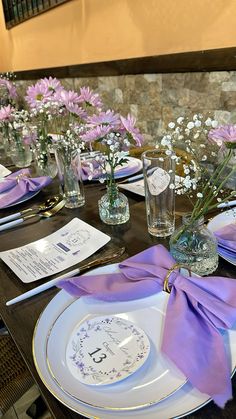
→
(0, 169, 52, 208)
(80, 159, 102, 181)
(81, 157, 141, 180)
(57, 244, 236, 408)
(214, 224, 236, 253)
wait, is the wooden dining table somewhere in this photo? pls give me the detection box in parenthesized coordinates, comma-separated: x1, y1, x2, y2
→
(0, 172, 235, 419)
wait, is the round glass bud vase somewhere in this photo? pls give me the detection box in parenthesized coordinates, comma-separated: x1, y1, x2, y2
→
(98, 183, 130, 225)
(11, 143, 32, 168)
(169, 214, 219, 276)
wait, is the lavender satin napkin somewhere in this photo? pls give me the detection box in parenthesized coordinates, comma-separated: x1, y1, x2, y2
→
(81, 160, 102, 181)
(58, 244, 236, 407)
(0, 169, 52, 208)
(214, 224, 236, 256)
(81, 158, 141, 180)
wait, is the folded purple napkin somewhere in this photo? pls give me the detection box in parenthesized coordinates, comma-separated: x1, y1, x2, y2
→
(81, 158, 141, 181)
(0, 169, 52, 208)
(57, 244, 236, 408)
(80, 159, 102, 181)
(214, 224, 236, 253)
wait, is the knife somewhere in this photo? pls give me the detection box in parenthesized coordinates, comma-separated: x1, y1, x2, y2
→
(6, 246, 126, 306)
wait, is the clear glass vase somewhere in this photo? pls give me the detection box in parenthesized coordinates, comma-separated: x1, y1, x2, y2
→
(55, 148, 85, 209)
(10, 129, 32, 168)
(142, 149, 175, 237)
(98, 182, 130, 225)
(11, 143, 32, 168)
(169, 214, 219, 276)
(1, 125, 12, 157)
(33, 144, 57, 178)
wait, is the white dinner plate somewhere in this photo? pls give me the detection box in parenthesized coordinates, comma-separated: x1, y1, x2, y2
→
(0, 190, 40, 209)
(33, 264, 236, 419)
(45, 284, 186, 411)
(208, 209, 236, 266)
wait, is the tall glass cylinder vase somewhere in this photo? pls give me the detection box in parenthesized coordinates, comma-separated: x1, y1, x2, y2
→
(1, 125, 11, 157)
(142, 149, 175, 237)
(10, 128, 32, 168)
(55, 148, 85, 209)
(33, 141, 57, 178)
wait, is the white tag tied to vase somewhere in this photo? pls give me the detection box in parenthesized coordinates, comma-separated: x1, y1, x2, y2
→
(147, 168, 171, 196)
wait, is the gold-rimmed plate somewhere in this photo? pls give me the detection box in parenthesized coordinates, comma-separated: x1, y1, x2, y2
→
(33, 264, 236, 419)
(45, 278, 186, 411)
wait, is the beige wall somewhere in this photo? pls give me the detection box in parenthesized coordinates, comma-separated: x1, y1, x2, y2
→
(1, 0, 236, 72)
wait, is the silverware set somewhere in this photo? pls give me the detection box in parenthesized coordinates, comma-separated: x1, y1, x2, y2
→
(0, 196, 65, 232)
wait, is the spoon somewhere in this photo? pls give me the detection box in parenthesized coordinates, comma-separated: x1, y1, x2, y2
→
(0, 196, 60, 225)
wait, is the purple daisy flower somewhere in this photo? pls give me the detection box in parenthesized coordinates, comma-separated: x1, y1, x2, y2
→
(81, 125, 112, 143)
(78, 87, 102, 109)
(40, 77, 63, 93)
(120, 114, 144, 146)
(87, 110, 120, 128)
(55, 89, 87, 118)
(25, 82, 52, 108)
(0, 79, 17, 99)
(208, 125, 236, 149)
(0, 105, 15, 121)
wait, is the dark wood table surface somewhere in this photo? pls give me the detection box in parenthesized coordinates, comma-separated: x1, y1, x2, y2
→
(0, 175, 236, 419)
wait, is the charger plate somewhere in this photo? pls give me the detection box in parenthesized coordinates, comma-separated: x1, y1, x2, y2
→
(208, 209, 236, 266)
(33, 264, 236, 419)
(0, 190, 40, 209)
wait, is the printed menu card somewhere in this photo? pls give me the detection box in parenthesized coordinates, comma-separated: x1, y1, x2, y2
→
(0, 218, 110, 283)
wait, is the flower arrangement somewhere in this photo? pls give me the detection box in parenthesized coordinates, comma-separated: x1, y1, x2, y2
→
(25, 77, 102, 176)
(0, 73, 17, 106)
(81, 111, 143, 185)
(81, 110, 143, 224)
(161, 114, 236, 220)
(0, 104, 33, 166)
(162, 114, 236, 274)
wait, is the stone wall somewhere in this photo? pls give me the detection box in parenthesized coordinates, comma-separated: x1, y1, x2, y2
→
(16, 71, 236, 145)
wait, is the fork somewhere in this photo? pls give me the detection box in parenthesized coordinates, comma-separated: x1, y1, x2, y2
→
(0, 200, 65, 232)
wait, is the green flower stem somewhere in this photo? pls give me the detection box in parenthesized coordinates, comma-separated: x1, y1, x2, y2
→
(191, 150, 233, 219)
(193, 167, 236, 221)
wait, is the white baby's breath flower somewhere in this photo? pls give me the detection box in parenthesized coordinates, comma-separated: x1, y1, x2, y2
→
(205, 117, 212, 126)
(168, 122, 175, 129)
(187, 122, 195, 129)
(197, 192, 203, 198)
(177, 117, 184, 124)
